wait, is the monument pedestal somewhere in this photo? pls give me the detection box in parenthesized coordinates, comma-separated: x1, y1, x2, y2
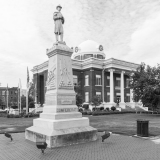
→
(25, 43, 97, 148)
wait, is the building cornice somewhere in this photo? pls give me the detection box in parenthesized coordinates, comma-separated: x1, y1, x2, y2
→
(32, 57, 139, 74)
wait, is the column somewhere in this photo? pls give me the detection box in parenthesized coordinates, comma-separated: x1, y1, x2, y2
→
(120, 71, 125, 103)
(109, 69, 115, 103)
(102, 69, 105, 103)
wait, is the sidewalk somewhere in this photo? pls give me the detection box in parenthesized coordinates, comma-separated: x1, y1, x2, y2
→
(0, 132, 160, 160)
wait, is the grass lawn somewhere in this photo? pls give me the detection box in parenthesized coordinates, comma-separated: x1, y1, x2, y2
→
(0, 114, 160, 136)
(85, 114, 160, 136)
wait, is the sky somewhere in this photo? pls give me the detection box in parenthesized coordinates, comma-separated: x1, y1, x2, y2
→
(0, 0, 160, 88)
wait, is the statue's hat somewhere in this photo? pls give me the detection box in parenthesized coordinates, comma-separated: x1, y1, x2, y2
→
(56, 4, 62, 9)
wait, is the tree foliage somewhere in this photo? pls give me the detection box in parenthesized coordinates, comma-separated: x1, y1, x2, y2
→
(91, 96, 102, 109)
(0, 98, 3, 107)
(74, 82, 83, 107)
(76, 94, 83, 107)
(29, 101, 35, 108)
(21, 95, 34, 109)
(130, 62, 160, 110)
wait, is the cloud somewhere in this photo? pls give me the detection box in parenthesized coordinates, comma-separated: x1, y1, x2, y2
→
(123, 11, 160, 66)
(1, 0, 160, 88)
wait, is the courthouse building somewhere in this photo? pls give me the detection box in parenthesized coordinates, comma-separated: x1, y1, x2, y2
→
(32, 40, 139, 108)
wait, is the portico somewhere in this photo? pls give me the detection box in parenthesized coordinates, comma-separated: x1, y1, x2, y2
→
(102, 68, 133, 109)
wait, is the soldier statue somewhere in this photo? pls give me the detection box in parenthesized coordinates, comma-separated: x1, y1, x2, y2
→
(53, 4, 65, 43)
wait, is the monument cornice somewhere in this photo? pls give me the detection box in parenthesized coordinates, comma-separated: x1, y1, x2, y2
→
(46, 44, 73, 58)
(47, 49, 73, 58)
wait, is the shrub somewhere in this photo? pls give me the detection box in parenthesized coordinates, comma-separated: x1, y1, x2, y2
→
(79, 108, 83, 112)
(7, 114, 21, 118)
(36, 111, 43, 114)
(82, 111, 87, 115)
(0, 111, 7, 117)
(111, 106, 116, 111)
(29, 101, 35, 108)
(92, 110, 137, 116)
(14, 115, 21, 118)
(83, 104, 89, 110)
(100, 107, 104, 111)
(106, 108, 109, 111)
(9, 114, 14, 118)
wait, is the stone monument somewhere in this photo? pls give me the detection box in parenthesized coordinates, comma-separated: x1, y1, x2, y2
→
(25, 5, 97, 148)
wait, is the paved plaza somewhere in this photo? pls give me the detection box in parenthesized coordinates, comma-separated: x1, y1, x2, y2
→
(0, 132, 160, 160)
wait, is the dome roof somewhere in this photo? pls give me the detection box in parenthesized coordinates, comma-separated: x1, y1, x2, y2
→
(78, 40, 100, 53)
(73, 40, 105, 60)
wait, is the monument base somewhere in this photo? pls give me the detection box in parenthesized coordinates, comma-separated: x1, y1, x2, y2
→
(25, 125, 97, 148)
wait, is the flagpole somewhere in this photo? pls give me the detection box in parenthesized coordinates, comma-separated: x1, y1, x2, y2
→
(17, 84, 19, 114)
(19, 79, 22, 114)
(26, 87, 28, 115)
(35, 82, 37, 104)
(26, 67, 29, 115)
(6, 84, 8, 109)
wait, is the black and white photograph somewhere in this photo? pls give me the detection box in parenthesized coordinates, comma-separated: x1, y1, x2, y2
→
(1, 0, 160, 159)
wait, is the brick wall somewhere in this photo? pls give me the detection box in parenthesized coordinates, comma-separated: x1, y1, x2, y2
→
(34, 68, 131, 104)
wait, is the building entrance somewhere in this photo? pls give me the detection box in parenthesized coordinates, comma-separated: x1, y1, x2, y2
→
(116, 96, 121, 105)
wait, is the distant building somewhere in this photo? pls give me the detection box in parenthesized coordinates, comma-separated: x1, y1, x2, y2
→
(0, 87, 19, 109)
(31, 40, 139, 109)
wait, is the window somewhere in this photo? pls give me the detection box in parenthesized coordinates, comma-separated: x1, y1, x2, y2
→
(107, 92, 110, 102)
(85, 75, 89, 86)
(96, 75, 101, 85)
(2, 91, 5, 95)
(84, 54, 93, 60)
(96, 92, 101, 99)
(115, 77, 120, 89)
(106, 76, 110, 86)
(97, 55, 103, 59)
(75, 56, 80, 60)
(126, 93, 130, 102)
(85, 92, 89, 102)
(73, 75, 78, 85)
(10, 91, 13, 95)
(2, 96, 5, 102)
(126, 78, 130, 88)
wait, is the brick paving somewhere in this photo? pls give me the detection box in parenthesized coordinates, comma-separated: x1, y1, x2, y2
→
(0, 133, 160, 160)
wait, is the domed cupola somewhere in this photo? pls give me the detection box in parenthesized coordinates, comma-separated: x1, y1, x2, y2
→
(73, 40, 105, 60)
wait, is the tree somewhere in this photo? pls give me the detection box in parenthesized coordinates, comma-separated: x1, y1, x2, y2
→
(29, 101, 35, 108)
(91, 95, 102, 110)
(0, 98, 3, 107)
(74, 82, 83, 107)
(21, 95, 26, 109)
(130, 63, 160, 110)
(76, 94, 83, 107)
